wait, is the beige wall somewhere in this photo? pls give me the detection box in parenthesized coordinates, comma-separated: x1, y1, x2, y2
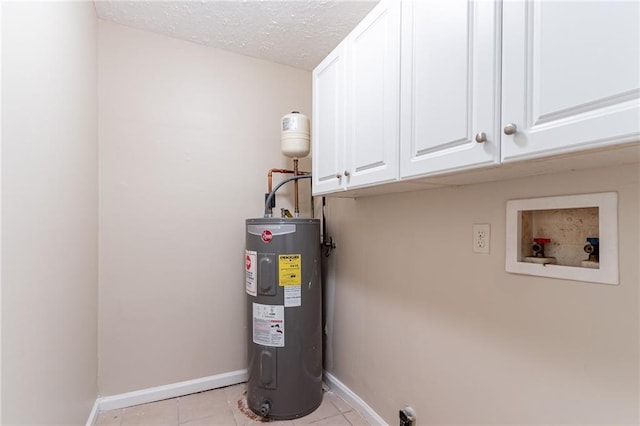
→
(98, 21, 312, 395)
(1, 1, 98, 424)
(324, 163, 639, 424)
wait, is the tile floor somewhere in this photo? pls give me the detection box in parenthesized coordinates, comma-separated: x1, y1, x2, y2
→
(94, 383, 370, 426)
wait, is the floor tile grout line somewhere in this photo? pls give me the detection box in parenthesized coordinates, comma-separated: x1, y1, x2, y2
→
(343, 412, 355, 426)
(329, 399, 353, 415)
(307, 412, 349, 425)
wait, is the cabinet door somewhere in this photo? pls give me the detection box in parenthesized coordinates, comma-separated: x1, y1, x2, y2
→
(312, 46, 345, 195)
(502, 1, 640, 162)
(343, 0, 400, 189)
(400, 0, 501, 178)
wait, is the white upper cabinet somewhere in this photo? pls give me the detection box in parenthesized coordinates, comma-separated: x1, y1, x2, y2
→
(501, 1, 640, 162)
(313, 0, 640, 196)
(312, 0, 400, 195)
(312, 46, 345, 195)
(344, 0, 401, 188)
(400, 0, 501, 178)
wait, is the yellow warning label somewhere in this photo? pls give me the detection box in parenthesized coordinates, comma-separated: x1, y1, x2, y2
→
(278, 254, 301, 286)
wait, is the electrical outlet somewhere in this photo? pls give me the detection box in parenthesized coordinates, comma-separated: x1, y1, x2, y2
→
(473, 223, 491, 254)
(399, 407, 416, 426)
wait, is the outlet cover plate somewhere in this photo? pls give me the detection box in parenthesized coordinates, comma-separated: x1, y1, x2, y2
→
(473, 223, 491, 254)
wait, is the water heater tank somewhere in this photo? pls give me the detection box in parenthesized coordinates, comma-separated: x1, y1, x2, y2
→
(281, 112, 310, 158)
(245, 218, 322, 420)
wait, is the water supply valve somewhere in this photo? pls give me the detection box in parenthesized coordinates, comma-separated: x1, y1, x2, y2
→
(524, 237, 557, 265)
(532, 238, 551, 258)
(584, 237, 600, 262)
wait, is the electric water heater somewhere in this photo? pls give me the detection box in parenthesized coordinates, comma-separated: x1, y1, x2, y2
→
(245, 218, 322, 420)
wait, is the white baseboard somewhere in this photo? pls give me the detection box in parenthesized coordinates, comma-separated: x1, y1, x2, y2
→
(91, 369, 248, 418)
(323, 371, 387, 426)
(85, 399, 100, 426)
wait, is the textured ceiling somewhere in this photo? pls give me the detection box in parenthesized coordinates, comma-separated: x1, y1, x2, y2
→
(94, 0, 379, 70)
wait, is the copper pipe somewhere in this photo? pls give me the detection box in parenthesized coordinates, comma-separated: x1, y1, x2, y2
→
(266, 165, 311, 216)
(268, 168, 295, 193)
(267, 168, 311, 193)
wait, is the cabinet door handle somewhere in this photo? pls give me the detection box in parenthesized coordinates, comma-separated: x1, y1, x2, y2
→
(503, 123, 518, 135)
(343, 170, 350, 177)
(475, 132, 487, 143)
(335, 173, 342, 179)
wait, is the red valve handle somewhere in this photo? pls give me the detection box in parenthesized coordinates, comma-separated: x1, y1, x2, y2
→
(534, 238, 551, 244)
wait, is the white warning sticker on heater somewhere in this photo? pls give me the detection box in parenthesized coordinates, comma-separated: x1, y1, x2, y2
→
(284, 285, 301, 307)
(245, 250, 257, 297)
(253, 303, 284, 347)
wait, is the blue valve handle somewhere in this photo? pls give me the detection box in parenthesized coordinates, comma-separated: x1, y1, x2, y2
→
(586, 237, 599, 245)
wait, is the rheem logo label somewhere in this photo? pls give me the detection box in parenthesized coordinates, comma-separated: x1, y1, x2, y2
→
(261, 230, 273, 243)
